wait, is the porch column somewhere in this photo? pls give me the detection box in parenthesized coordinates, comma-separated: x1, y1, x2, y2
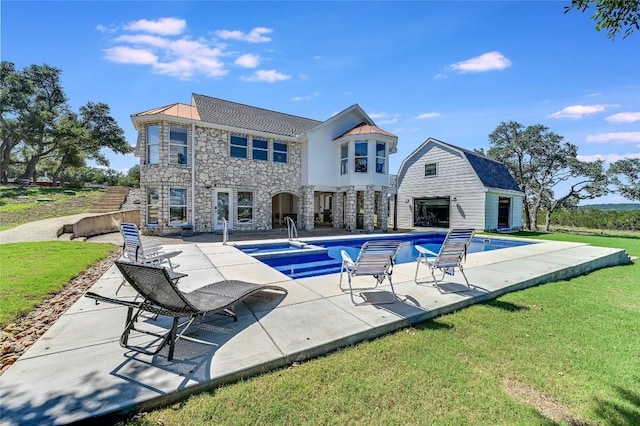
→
(301, 185, 315, 230)
(345, 187, 356, 231)
(377, 187, 389, 232)
(333, 191, 344, 229)
(364, 185, 375, 232)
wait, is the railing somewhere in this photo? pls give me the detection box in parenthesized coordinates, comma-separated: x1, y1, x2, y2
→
(222, 217, 229, 245)
(285, 216, 298, 240)
(388, 174, 398, 188)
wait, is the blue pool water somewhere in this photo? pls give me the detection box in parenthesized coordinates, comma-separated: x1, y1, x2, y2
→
(239, 233, 532, 279)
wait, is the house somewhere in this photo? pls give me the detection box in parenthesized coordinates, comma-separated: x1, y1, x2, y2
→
(395, 138, 524, 231)
(130, 94, 398, 235)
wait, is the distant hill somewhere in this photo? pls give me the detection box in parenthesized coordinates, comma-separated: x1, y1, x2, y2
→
(578, 203, 640, 211)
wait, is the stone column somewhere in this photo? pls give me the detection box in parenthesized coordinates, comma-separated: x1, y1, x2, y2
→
(364, 185, 375, 232)
(333, 191, 343, 229)
(301, 185, 315, 230)
(345, 187, 356, 231)
(377, 187, 389, 232)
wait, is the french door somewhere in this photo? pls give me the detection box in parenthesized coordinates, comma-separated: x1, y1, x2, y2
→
(214, 188, 233, 230)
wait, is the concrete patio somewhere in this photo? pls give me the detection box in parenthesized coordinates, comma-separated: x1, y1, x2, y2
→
(0, 235, 631, 425)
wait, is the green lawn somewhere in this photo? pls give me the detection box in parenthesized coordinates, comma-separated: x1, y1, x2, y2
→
(126, 232, 639, 426)
(0, 186, 105, 231)
(0, 241, 116, 327)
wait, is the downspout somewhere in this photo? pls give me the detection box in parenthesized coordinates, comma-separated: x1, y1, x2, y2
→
(191, 122, 196, 228)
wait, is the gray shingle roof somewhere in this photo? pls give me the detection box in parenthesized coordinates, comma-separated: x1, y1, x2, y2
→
(463, 151, 522, 192)
(192, 93, 321, 137)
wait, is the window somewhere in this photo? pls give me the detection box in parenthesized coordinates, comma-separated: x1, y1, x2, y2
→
(354, 141, 368, 173)
(237, 191, 254, 223)
(340, 144, 348, 175)
(169, 188, 187, 224)
(253, 138, 268, 161)
(230, 135, 248, 158)
(425, 163, 437, 176)
(376, 142, 386, 174)
(169, 125, 188, 165)
(147, 125, 159, 164)
(273, 141, 288, 163)
(146, 187, 159, 225)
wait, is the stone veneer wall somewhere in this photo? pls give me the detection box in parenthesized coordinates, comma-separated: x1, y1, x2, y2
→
(139, 121, 302, 234)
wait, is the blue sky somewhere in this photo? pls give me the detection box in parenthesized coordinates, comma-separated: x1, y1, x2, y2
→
(3, 1, 640, 204)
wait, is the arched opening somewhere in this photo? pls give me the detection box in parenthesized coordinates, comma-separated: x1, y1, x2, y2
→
(272, 192, 299, 228)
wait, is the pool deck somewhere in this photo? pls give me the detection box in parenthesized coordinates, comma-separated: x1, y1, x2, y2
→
(0, 235, 631, 425)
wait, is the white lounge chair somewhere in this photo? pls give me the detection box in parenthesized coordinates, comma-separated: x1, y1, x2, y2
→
(415, 228, 475, 291)
(339, 240, 403, 304)
(117, 223, 186, 295)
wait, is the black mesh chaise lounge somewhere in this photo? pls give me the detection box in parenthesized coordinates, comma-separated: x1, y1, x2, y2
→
(85, 260, 287, 360)
(339, 240, 403, 304)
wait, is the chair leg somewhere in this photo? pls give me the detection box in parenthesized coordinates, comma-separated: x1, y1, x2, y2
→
(168, 317, 179, 361)
(459, 265, 471, 288)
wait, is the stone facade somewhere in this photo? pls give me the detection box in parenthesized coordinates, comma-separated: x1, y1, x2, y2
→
(139, 120, 301, 234)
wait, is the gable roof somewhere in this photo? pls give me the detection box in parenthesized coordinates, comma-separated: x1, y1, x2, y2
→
(397, 138, 522, 193)
(192, 93, 321, 138)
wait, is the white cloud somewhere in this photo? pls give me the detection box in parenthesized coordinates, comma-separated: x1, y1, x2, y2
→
(96, 24, 116, 34)
(103, 20, 279, 80)
(103, 46, 158, 64)
(416, 112, 441, 119)
(378, 118, 398, 125)
(125, 17, 186, 35)
(368, 112, 388, 119)
(242, 69, 291, 83)
(114, 34, 170, 48)
(215, 27, 272, 43)
(578, 153, 640, 162)
(586, 132, 640, 144)
(547, 104, 617, 119)
(291, 91, 319, 101)
(433, 73, 448, 79)
(605, 112, 640, 123)
(448, 51, 511, 73)
(235, 54, 260, 68)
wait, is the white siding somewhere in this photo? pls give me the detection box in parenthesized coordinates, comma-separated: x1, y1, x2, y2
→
(396, 143, 486, 229)
(484, 192, 499, 230)
(302, 111, 363, 187)
(484, 190, 525, 231)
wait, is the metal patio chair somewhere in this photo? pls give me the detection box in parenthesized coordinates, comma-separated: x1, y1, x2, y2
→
(414, 228, 475, 291)
(339, 240, 403, 304)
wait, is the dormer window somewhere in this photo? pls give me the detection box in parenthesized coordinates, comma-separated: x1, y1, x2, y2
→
(354, 141, 368, 173)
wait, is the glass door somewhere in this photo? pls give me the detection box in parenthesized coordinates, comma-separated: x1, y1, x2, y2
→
(214, 188, 233, 230)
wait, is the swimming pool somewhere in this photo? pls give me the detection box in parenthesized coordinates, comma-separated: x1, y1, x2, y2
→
(237, 233, 533, 279)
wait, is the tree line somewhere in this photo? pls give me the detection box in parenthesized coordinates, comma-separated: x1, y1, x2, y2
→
(0, 62, 133, 186)
(483, 121, 640, 232)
